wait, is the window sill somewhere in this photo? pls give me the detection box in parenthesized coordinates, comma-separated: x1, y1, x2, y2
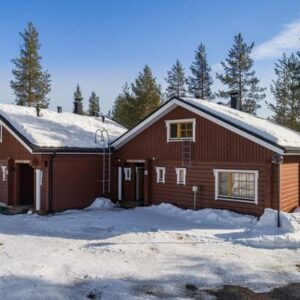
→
(168, 138, 194, 142)
(215, 197, 257, 205)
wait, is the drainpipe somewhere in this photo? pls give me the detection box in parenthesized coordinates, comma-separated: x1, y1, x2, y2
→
(272, 153, 283, 227)
(48, 152, 56, 214)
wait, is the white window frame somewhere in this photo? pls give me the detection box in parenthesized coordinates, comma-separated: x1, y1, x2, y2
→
(1, 166, 7, 181)
(165, 118, 196, 142)
(213, 169, 259, 205)
(175, 167, 187, 185)
(156, 167, 166, 183)
(124, 167, 131, 181)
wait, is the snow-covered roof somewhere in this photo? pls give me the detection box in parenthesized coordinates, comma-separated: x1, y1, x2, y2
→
(181, 97, 300, 150)
(0, 104, 126, 152)
(112, 96, 300, 154)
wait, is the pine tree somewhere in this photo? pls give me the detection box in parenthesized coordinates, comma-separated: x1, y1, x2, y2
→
(165, 59, 187, 98)
(10, 22, 51, 108)
(112, 83, 135, 128)
(216, 33, 266, 114)
(268, 53, 300, 130)
(188, 43, 214, 100)
(87, 91, 100, 117)
(131, 65, 162, 123)
(73, 84, 84, 115)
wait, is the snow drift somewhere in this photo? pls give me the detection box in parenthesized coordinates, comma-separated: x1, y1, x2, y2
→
(86, 198, 115, 210)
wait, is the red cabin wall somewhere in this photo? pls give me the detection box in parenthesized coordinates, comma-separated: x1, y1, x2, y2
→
(114, 106, 279, 216)
(52, 155, 103, 211)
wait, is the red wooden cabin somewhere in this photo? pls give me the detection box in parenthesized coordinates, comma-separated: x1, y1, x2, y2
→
(111, 96, 300, 216)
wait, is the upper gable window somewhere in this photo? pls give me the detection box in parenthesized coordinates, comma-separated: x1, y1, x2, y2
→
(166, 119, 196, 142)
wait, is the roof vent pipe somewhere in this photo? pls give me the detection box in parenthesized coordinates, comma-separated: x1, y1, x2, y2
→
(57, 106, 62, 113)
(230, 91, 241, 110)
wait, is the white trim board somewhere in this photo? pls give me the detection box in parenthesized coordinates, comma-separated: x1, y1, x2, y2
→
(111, 98, 286, 154)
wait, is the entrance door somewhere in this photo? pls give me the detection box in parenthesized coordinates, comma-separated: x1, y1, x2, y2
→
(18, 164, 34, 206)
(136, 166, 144, 206)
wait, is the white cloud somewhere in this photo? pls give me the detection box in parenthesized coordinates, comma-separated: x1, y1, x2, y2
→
(252, 19, 300, 60)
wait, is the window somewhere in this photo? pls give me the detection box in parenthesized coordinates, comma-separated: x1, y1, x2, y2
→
(1, 166, 7, 181)
(176, 168, 186, 185)
(214, 169, 259, 204)
(166, 119, 196, 142)
(124, 167, 131, 181)
(156, 167, 166, 183)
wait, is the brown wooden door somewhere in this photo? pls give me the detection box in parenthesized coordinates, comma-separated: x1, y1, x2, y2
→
(18, 164, 34, 205)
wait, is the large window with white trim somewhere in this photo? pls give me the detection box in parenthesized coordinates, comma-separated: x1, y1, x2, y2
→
(214, 169, 259, 204)
(166, 119, 196, 142)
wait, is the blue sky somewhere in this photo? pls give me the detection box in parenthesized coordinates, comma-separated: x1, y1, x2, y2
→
(1, 0, 300, 116)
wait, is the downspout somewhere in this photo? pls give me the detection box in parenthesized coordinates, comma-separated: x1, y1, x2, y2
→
(277, 163, 281, 228)
(272, 153, 283, 227)
(48, 152, 56, 214)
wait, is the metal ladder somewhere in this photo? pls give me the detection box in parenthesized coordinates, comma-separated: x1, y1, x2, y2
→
(182, 140, 192, 167)
(95, 129, 111, 194)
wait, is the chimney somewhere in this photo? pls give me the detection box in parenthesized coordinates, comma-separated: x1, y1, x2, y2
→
(101, 115, 105, 123)
(230, 91, 241, 110)
(74, 100, 83, 115)
(74, 101, 79, 114)
(36, 105, 41, 117)
(57, 106, 62, 113)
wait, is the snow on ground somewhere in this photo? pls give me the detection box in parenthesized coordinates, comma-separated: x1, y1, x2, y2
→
(0, 200, 300, 299)
(0, 104, 126, 148)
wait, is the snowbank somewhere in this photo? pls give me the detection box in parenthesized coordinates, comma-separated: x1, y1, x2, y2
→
(86, 198, 115, 210)
(294, 207, 300, 213)
(238, 209, 300, 249)
(144, 204, 300, 249)
(144, 203, 256, 228)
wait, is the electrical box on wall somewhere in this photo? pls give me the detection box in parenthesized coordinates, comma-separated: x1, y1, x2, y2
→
(192, 186, 198, 193)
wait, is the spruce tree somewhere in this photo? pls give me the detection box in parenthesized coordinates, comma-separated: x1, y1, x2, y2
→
(268, 53, 300, 130)
(165, 59, 187, 98)
(216, 33, 266, 114)
(131, 65, 162, 123)
(112, 83, 135, 128)
(73, 84, 84, 115)
(188, 43, 214, 100)
(87, 91, 100, 117)
(11, 22, 51, 108)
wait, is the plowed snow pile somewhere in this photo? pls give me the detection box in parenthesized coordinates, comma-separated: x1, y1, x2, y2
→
(238, 208, 300, 249)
